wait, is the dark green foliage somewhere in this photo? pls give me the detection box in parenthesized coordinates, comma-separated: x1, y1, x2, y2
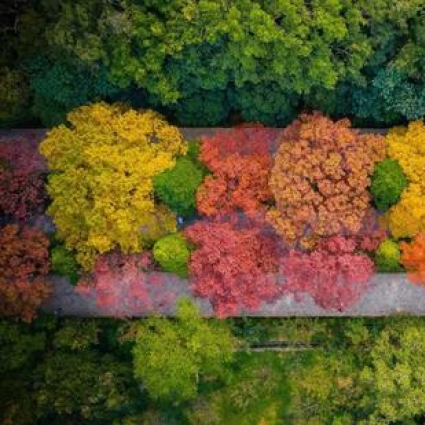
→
(153, 157, 204, 218)
(153, 233, 191, 277)
(375, 239, 403, 272)
(26, 56, 118, 126)
(371, 158, 408, 211)
(50, 244, 80, 285)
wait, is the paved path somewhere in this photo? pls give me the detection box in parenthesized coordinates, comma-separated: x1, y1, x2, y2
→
(41, 273, 425, 317)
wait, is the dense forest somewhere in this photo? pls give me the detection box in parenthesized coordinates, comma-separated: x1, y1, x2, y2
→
(1, 0, 425, 128)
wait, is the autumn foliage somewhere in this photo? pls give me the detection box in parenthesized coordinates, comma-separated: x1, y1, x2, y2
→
(184, 216, 282, 317)
(196, 126, 278, 218)
(0, 135, 47, 222)
(39, 103, 186, 270)
(386, 121, 425, 238)
(267, 113, 386, 247)
(0, 224, 51, 321)
(76, 251, 178, 318)
(400, 233, 425, 285)
(281, 235, 375, 311)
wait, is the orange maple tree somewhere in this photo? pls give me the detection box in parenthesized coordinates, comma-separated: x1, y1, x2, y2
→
(267, 112, 386, 247)
(0, 224, 51, 321)
(400, 233, 425, 285)
(196, 126, 278, 218)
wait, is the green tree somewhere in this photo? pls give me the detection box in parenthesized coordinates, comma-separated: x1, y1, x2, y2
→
(132, 299, 235, 403)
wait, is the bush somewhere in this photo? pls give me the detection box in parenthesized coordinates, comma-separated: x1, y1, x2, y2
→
(371, 159, 408, 211)
(386, 121, 425, 239)
(375, 239, 402, 272)
(267, 113, 386, 248)
(51, 245, 79, 285)
(153, 233, 190, 277)
(39, 102, 186, 270)
(153, 158, 203, 218)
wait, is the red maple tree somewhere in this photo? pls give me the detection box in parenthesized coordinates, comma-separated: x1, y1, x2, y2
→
(76, 251, 179, 318)
(0, 224, 51, 321)
(280, 235, 375, 311)
(197, 126, 278, 218)
(184, 216, 282, 317)
(0, 136, 47, 222)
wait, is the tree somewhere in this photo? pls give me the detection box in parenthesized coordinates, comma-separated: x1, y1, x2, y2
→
(153, 157, 204, 218)
(196, 126, 278, 218)
(184, 216, 282, 317)
(267, 112, 386, 248)
(400, 233, 425, 285)
(386, 120, 425, 239)
(0, 224, 51, 322)
(0, 135, 47, 222)
(375, 239, 403, 272)
(281, 236, 375, 311)
(153, 233, 191, 277)
(371, 158, 408, 211)
(359, 320, 425, 423)
(40, 102, 186, 270)
(132, 299, 235, 402)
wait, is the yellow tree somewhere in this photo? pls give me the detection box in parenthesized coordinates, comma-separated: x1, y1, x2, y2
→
(40, 102, 186, 269)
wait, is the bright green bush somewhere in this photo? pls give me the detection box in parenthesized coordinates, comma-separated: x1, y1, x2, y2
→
(153, 233, 190, 277)
(371, 158, 408, 211)
(375, 239, 402, 272)
(153, 157, 204, 218)
(51, 245, 79, 285)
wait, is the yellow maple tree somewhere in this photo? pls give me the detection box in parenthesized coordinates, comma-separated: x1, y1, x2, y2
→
(40, 102, 186, 269)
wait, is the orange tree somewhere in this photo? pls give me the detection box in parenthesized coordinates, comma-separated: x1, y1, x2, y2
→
(40, 102, 186, 270)
(0, 224, 50, 322)
(267, 112, 386, 248)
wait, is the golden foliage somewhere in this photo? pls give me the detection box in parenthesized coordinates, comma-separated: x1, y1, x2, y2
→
(387, 121, 425, 238)
(40, 102, 185, 269)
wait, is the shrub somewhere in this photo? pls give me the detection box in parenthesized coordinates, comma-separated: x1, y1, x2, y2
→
(0, 224, 51, 321)
(371, 159, 408, 211)
(267, 112, 386, 247)
(0, 136, 47, 222)
(153, 233, 190, 277)
(375, 239, 402, 273)
(50, 245, 79, 285)
(386, 121, 425, 239)
(281, 236, 375, 311)
(184, 216, 281, 317)
(153, 158, 203, 218)
(400, 233, 425, 285)
(197, 126, 278, 218)
(39, 102, 186, 270)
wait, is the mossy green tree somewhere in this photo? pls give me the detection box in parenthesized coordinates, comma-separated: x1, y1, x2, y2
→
(153, 233, 191, 277)
(371, 158, 408, 211)
(132, 299, 235, 403)
(374, 239, 402, 272)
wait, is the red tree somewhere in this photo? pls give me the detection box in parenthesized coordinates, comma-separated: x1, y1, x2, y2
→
(0, 224, 51, 321)
(76, 251, 179, 318)
(184, 216, 282, 317)
(0, 136, 47, 222)
(197, 126, 278, 218)
(280, 235, 375, 311)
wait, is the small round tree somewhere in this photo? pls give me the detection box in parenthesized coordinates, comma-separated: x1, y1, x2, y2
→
(39, 102, 186, 270)
(371, 159, 408, 211)
(375, 239, 402, 272)
(267, 112, 386, 247)
(153, 233, 190, 277)
(153, 157, 203, 218)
